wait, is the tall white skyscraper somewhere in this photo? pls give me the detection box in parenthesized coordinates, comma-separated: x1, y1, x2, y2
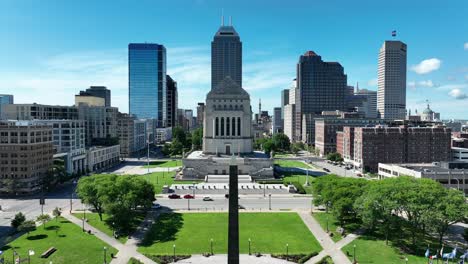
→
(377, 40, 407, 120)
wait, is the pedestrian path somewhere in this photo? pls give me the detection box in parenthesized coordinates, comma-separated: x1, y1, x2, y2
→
(175, 254, 297, 263)
(62, 212, 156, 264)
(297, 212, 358, 264)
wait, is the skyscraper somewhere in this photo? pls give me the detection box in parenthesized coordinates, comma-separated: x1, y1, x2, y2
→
(211, 18, 242, 89)
(295, 51, 347, 140)
(0, 94, 13, 119)
(166, 75, 178, 128)
(129, 43, 167, 127)
(81, 86, 111, 107)
(377, 40, 407, 120)
(280, 88, 290, 119)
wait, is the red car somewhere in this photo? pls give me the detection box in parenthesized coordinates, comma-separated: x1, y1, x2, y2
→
(168, 194, 181, 199)
(183, 194, 194, 199)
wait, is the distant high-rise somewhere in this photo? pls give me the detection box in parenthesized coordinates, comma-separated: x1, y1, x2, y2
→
(129, 43, 167, 127)
(295, 51, 347, 140)
(377, 40, 407, 120)
(272, 107, 283, 134)
(280, 89, 290, 119)
(0, 94, 13, 119)
(82, 86, 111, 107)
(196, 102, 205, 128)
(211, 18, 242, 89)
(166, 75, 178, 128)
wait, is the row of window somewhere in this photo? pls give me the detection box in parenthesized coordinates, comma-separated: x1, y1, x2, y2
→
(215, 117, 241, 137)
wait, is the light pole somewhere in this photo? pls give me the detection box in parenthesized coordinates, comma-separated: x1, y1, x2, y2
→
(147, 140, 150, 174)
(353, 244, 356, 263)
(192, 182, 196, 198)
(405, 257, 408, 264)
(454, 178, 461, 191)
(268, 194, 271, 210)
(103, 246, 107, 264)
(188, 198, 190, 211)
(210, 238, 214, 255)
(286, 243, 289, 261)
(248, 238, 251, 255)
(70, 180, 77, 214)
(173, 244, 176, 263)
(263, 179, 266, 197)
(326, 215, 329, 233)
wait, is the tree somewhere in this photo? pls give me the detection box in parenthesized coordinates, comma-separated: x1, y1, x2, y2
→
(191, 128, 203, 150)
(52, 207, 62, 222)
(170, 140, 184, 156)
(355, 180, 400, 244)
(11, 212, 26, 229)
(263, 140, 275, 155)
(18, 220, 36, 237)
(161, 143, 171, 156)
(326, 152, 343, 162)
(172, 126, 186, 145)
(77, 175, 108, 221)
(423, 188, 468, 246)
(36, 214, 51, 229)
(272, 133, 290, 152)
(290, 142, 305, 154)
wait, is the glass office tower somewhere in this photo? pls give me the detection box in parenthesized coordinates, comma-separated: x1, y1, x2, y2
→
(128, 43, 167, 127)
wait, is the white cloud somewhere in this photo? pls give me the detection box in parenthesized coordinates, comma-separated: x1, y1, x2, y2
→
(448, 88, 468, 100)
(411, 58, 441, 74)
(465, 42, 468, 50)
(407, 80, 435, 89)
(367, 78, 377, 87)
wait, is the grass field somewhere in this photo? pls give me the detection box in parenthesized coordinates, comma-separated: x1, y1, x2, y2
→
(0, 217, 117, 264)
(142, 160, 181, 168)
(139, 172, 201, 194)
(72, 212, 145, 243)
(342, 237, 431, 264)
(274, 160, 312, 169)
(282, 174, 314, 194)
(138, 213, 322, 255)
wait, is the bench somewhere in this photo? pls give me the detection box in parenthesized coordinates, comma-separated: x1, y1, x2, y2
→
(41, 247, 56, 258)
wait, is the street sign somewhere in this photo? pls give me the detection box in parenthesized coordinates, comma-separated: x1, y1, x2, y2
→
(39, 198, 45, 205)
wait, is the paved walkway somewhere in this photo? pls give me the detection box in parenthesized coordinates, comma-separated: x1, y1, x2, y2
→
(297, 212, 357, 264)
(62, 212, 156, 264)
(176, 254, 297, 263)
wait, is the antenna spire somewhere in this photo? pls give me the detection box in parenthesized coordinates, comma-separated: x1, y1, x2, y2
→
(229, 16, 232, 26)
(221, 8, 224, 26)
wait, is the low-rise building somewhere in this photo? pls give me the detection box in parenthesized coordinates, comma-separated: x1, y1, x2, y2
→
(86, 145, 120, 172)
(378, 162, 467, 195)
(452, 147, 468, 162)
(155, 127, 172, 144)
(1, 103, 78, 120)
(0, 121, 54, 195)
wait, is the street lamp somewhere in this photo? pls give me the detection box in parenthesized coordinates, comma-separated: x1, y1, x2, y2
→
(192, 182, 196, 198)
(248, 238, 251, 255)
(353, 244, 356, 263)
(210, 238, 214, 255)
(187, 198, 190, 211)
(268, 194, 272, 210)
(173, 244, 176, 263)
(70, 180, 77, 214)
(326, 215, 329, 233)
(147, 140, 150, 174)
(286, 243, 289, 261)
(405, 257, 408, 264)
(103, 246, 107, 264)
(454, 178, 461, 191)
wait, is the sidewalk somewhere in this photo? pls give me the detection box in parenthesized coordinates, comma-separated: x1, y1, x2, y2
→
(62, 212, 156, 264)
(176, 254, 297, 263)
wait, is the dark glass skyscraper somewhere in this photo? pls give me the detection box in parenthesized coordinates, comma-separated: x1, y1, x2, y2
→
(295, 51, 347, 138)
(129, 43, 167, 126)
(166, 75, 178, 128)
(211, 22, 242, 89)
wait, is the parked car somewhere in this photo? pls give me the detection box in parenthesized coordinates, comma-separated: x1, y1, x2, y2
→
(184, 194, 194, 199)
(323, 168, 330, 172)
(225, 194, 240, 199)
(152, 203, 161, 209)
(203, 196, 213, 201)
(238, 205, 246, 209)
(168, 194, 181, 199)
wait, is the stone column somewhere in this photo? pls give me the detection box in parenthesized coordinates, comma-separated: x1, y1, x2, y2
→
(228, 156, 239, 264)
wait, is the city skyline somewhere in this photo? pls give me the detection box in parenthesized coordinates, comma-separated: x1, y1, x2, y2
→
(1, 1, 467, 119)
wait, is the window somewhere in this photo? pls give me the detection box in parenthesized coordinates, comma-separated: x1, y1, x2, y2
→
(226, 118, 230, 136)
(232, 117, 236, 136)
(237, 117, 241, 136)
(221, 117, 224, 136)
(215, 117, 219, 136)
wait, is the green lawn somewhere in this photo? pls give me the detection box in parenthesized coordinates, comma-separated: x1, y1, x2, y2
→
(139, 172, 201, 194)
(342, 237, 431, 264)
(0, 217, 117, 264)
(72, 212, 145, 244)
(282, 174, 314, 194)
(138, 213, 322, 255)
(275, 160, 312, 169)
(142, 160, 181, 168)
(312, 212, 343, 242)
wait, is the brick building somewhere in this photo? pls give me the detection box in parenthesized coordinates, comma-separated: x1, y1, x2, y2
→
(350, 126, 451, 172)
(0, 121, 54, 195)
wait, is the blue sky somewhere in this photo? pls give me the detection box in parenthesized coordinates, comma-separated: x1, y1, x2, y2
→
(1, 0, 467, 119)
